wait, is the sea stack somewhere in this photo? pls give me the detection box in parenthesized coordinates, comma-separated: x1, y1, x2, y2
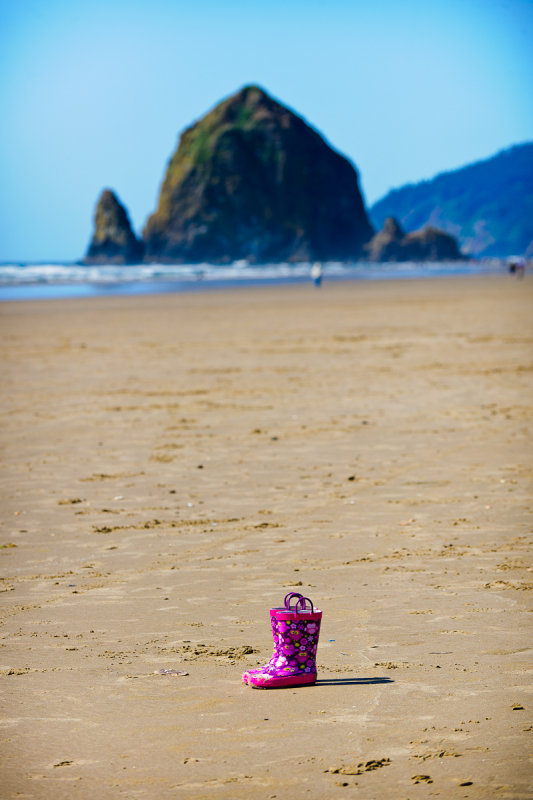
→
(365, 216, 406, 261)
(366, 217, 462, 261)
(84, 189, 144, 265)
(143, 85, 373, 263)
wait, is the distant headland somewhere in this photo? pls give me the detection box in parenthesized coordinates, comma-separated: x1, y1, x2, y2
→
(83, 86, 532, 265)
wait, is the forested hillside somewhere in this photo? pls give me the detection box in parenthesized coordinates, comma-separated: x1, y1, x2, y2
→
(370, 143, 533, 257)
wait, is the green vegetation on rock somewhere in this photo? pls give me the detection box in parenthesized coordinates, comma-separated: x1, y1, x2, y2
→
(143, 85, 373, 263)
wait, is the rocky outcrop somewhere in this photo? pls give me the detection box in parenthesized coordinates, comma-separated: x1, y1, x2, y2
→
(143, 85, 373, 263)
(402, 226, 462, 260)
(84, 189, 144, 264)
(366, 217, 462, 261)
(365, 217, 405, 261)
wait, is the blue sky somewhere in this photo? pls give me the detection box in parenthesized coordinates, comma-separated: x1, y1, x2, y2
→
(1, 0, 532, 262)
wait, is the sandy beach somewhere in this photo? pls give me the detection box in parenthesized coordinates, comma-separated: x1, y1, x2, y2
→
(1, 274, 532, 799)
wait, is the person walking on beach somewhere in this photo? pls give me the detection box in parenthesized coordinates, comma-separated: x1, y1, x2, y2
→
(311, 262, 323, 287)
(507, 256, 525, 278)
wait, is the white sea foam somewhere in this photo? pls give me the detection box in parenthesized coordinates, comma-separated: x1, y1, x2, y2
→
(0, 260, 503, 301)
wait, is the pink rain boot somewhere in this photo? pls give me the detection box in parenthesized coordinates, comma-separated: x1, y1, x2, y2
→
(242, 592, 303, 684)
(245, 595, 322, 689)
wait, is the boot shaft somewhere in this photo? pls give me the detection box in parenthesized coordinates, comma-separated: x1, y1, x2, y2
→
(270, 606, 322, 669)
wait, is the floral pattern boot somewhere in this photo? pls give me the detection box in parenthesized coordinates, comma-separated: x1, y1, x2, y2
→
(244, 595, 322, 689)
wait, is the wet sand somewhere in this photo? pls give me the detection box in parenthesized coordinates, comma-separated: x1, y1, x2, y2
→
(1, 275, 532, 799)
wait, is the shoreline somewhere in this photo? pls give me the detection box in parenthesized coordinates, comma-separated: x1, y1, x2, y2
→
(0, 259, 506, 303)
(0, 272, 516, 316)
(1, 273, 531, 798)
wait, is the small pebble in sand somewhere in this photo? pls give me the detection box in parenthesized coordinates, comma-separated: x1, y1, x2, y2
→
(155, 669, 189, 677)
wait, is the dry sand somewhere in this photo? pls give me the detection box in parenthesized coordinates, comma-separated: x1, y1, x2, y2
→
(1, 274, 532, 799)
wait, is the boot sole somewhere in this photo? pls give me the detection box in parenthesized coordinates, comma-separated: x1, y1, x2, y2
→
(248, 673, 317, 689)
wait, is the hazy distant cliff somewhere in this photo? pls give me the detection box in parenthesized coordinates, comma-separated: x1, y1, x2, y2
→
(370, 143, 533, 258)
(143, 85, 374, 263)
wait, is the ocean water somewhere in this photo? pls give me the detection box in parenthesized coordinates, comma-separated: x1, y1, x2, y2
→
(0, 259, 503, 302)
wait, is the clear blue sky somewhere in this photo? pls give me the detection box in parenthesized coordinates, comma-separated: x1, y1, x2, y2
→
(1, 0, 532, 262)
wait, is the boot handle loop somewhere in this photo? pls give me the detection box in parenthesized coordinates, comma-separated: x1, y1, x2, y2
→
(295, 596, 314, 613)
(284, 591, 303, 609)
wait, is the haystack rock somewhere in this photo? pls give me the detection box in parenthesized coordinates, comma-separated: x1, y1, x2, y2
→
(366, 217, 462, 261)
(84, 189, 144, 264)
(143, 85, 373, 263)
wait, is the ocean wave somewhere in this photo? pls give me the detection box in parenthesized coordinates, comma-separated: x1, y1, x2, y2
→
(0, 260, 503, 300)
